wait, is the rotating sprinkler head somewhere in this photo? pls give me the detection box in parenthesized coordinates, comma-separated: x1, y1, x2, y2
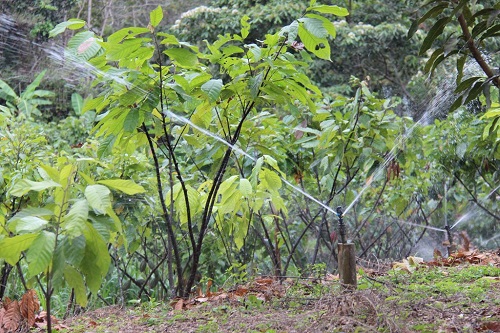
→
(336, 206, 344, 218)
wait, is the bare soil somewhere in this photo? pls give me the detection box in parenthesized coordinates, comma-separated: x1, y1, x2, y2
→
(58, 250, 500, 333)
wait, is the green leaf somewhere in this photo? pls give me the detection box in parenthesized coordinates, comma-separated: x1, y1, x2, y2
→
(49, 19, 86, 37)
(150, 6, 164, 28)
(248, 72, 264, 99)
(201, 79, 223, 102)
(419, 17, 451, 55)
(305, 13, 336, 38)
(307, 5, 349, 16)
(241, 15, 250, 39)
(85, 185, 111, 214)
(0, 78, 19, 100)
(239, 178, 252, 196)
(0, 233, 38, 265)
(63, 199, 89, 238)
(68, 31, 101, 60)
(62, 235, 86, 267)
(264, 155, 284, 177)
(10, 179, 61, 197)
(164, 48, 198, 68)
(300, 17, 328, 38)
(83, 96, 106, 113)
(97, 179, 146, 195)
(123, 109, 140, 133)
(64, 265, 88, 307)
(14, 216, 48, 234)
(82, 223, 111, 293)
(71, 93, 84, 115)
(60, 164, 77, 188)
(26, 231, 55, 277)
(298, 22, 330, 60)
(424, 47, 445, 75)
(8, 207, 54, 221)
(259, 169, 282, 191)
(97, 134, 116, 158)
(23, 70, 46, 98)
(408, 2, 449, 38)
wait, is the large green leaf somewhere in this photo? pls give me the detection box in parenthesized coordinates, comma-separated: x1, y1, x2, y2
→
(164, 48, 198, 68)
(300, 17, 328, 38)
(0, 78, 18, 100)
(201, 79, 223, 102)
(239, 178, 253, 197)
(10, 179, 61, 197)
(85, 184, 111, 214)
(149, 6, 164, 28)
(71, 93, 84, 115)
(14, 216, 48, 234)
(408, 2, 449, 38)
(307, 5, 348, 16)
(68, 31, 102, 60)
(26, 231, 55, 277)
(0, 233, 38, 265)
(63, 199, 89, 238)
(419, 17, 451, 55)
(248, 72, 264, 99)
(97, 179, 146, 195)
(81, 223, 111, 293)
(259, 169, 282, 192)
(64, 265, 88, 307)
(305, 13, 336, 38)
(61, 235, 86, 267)
(8, 207, 54, 221)
(298, 22, 330, 60)
(49, 18, 86, 37)
(240, 15, 250, 39)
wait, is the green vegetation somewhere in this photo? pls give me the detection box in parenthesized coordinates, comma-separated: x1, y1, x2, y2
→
(0, 0, 499, 332)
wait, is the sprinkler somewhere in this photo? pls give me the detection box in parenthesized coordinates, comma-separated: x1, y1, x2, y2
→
(335, 206, 356, 289)
(444, 224, 454, 256)
(336, 206, 347, 244)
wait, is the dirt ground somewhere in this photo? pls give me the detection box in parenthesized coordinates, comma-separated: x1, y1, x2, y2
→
(59, 249, 500, 333)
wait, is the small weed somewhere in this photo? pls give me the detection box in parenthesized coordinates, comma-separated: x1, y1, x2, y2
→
(412, 323, 436, 332)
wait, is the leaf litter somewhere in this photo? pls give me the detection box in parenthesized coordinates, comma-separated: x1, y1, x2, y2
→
(2, 248, 498, 332)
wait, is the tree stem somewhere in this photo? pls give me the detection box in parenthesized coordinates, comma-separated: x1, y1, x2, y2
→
(457, 13, 499, 88)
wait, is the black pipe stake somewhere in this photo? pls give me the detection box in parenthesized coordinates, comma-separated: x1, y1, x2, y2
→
(444, 224, 453, 256)
(336, 206, 346, 244)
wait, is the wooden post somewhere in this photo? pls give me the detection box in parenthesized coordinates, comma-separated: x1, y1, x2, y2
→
(338, 242, 357, 289)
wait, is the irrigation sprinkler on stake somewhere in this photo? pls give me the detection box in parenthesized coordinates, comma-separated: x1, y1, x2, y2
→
(336, 206, 357, 289)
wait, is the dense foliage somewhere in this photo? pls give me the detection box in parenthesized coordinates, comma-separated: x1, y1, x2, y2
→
(0, 1, 498, 331)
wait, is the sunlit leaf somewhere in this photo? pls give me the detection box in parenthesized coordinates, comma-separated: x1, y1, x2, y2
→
(164, 48, 198, 68)
(63, 199, 89, 238)
(49, 19, 86, 37)
(149, 6, 164, 28)
(97, 179, 146, 195)
(0, 233, 38, 265)
(10, 179, 61, 197)
(239, 178, 252, 197)
(307, 5, 348, 16)
(14, 216, 48, 234)
(85, 184, 111, 214)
